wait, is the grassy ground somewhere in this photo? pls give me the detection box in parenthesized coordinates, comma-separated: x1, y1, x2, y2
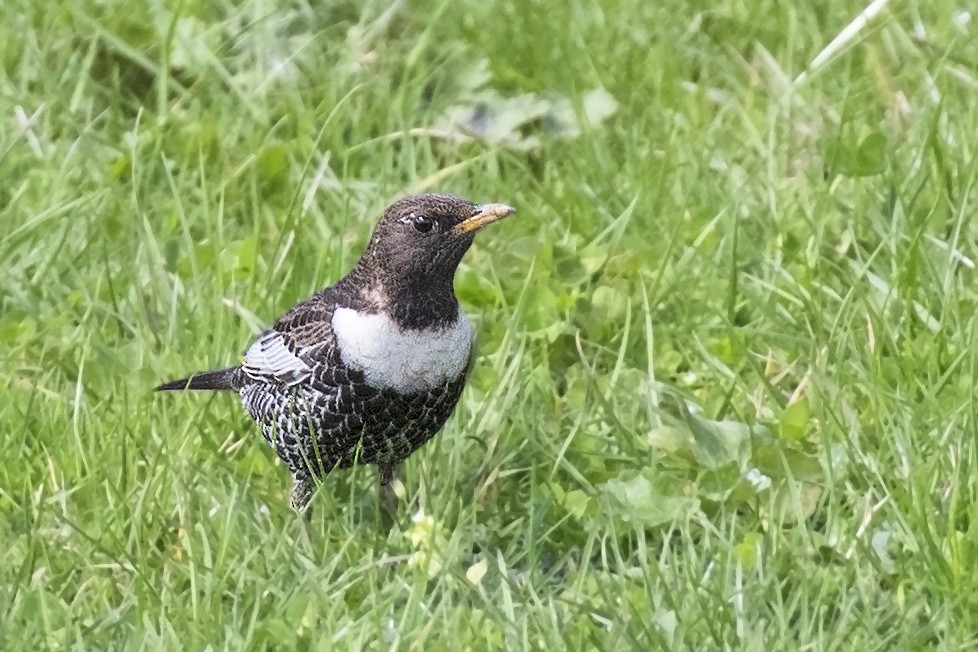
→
(2, 0, 977, 648)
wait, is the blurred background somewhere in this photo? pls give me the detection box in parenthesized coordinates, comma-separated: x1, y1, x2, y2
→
(2, 0, 977, 647)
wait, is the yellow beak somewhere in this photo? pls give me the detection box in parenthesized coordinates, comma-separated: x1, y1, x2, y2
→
(452, 203, 516, 235)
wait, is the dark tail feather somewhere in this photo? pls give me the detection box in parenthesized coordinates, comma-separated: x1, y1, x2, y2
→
(155, 367, 241, 392)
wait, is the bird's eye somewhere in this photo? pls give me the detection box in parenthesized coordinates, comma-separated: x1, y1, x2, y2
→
(401, 213, 434, 233)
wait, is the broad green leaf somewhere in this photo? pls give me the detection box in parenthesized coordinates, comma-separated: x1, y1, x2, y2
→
(562, 488, 594, 520)
(779, 398, 811, 441)
(851, 131, 888, 176)
(647, 425, 694, 454)
(601, 472, 699, 527)
(683, 411, 749, 469)
(698, 462, 745, 502)
(754, 442, 823, 481)
(767, 481, 822, 523)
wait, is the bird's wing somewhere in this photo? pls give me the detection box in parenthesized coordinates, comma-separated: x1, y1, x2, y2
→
(241, 303, 334, 385)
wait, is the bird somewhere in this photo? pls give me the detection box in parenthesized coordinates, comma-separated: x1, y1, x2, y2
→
(156, 193, 516, 520)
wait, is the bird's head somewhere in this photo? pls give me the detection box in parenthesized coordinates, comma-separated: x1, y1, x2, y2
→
(361, 193, 515, 285)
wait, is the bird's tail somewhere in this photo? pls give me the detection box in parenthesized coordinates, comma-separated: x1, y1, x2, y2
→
(155, 367, 242, 392)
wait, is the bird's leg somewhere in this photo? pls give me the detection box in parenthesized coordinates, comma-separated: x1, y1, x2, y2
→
(291, 475, 315, 521)
(377, 464, 404, 532)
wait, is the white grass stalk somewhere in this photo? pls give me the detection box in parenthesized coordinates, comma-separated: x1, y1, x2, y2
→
(794, 0, 892, 86)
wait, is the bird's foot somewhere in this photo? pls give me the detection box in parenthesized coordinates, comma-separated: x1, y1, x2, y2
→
(378, 465, 404, 533)
(291, 476, 315, 522)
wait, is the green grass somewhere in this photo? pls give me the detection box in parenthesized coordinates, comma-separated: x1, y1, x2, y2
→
(2, 0, 978, 648)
